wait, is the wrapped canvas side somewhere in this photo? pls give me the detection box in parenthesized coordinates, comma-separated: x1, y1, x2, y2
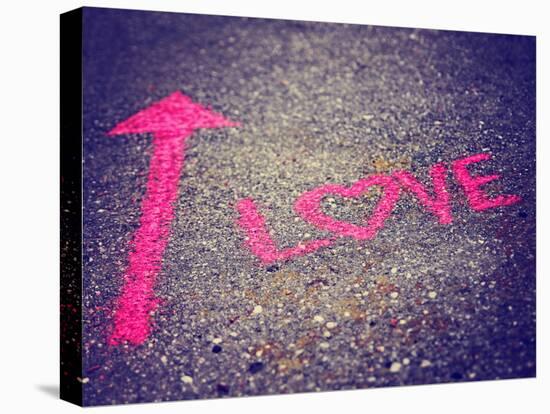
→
(60, 7, 83, 407)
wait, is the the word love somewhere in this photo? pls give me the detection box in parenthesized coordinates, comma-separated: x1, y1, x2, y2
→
(235, 153, 521, 265)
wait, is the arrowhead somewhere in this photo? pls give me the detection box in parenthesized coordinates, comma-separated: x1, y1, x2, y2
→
(108, 91, 239, 137)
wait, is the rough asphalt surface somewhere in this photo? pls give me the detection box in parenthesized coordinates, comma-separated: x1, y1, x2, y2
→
(80, 7, 536, 406)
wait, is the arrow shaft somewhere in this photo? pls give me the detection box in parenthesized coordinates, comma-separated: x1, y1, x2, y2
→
(109, 130, 190, 345)
(106, 92, 238, 346)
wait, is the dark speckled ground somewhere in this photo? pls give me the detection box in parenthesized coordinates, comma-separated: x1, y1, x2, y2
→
(80, 7, 535, 406)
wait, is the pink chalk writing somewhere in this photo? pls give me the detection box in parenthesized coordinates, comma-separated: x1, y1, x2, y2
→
(392, 163, 452, 224)
(452, 153, 521, 211)
(294, 175, 401, 240)
(106, 90, 521, 347)
(107, 92, 238, 346)
(236, 153, 521, 264)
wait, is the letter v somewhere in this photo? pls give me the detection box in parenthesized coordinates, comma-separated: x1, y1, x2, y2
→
(392, 163, 453, 224)
(235, 198, 334, 265)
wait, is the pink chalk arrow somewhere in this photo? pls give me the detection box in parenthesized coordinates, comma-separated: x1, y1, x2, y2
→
(107, 91, 238, 346)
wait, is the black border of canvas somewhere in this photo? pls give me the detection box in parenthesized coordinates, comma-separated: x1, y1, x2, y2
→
(60, 7, 83, 407)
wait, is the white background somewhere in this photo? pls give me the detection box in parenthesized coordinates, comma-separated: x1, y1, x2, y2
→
(0, 0, 547, 412)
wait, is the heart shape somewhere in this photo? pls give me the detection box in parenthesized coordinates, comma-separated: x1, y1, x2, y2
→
(294, 175, 401, 240)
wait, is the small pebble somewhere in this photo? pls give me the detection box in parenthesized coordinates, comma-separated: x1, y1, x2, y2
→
(391, 267, 398, 274)
(217, 383, 230, 395)
(451, 372, 463, 380)
(319, 342, 330, 350)
(390, 291, 399, 299)
(249, 361, 264, 374)
(212, 337, 222, 344)
(181, 375, 193, 384)
(420, 359, 432, 368)
(428, 291, 438, 299)
(313, 315, 325, 323)
(160, 355, 168, 365)
(252, 305, 263, 315)
(326, 321, 337, 329)
(389, 362, 402, 373)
